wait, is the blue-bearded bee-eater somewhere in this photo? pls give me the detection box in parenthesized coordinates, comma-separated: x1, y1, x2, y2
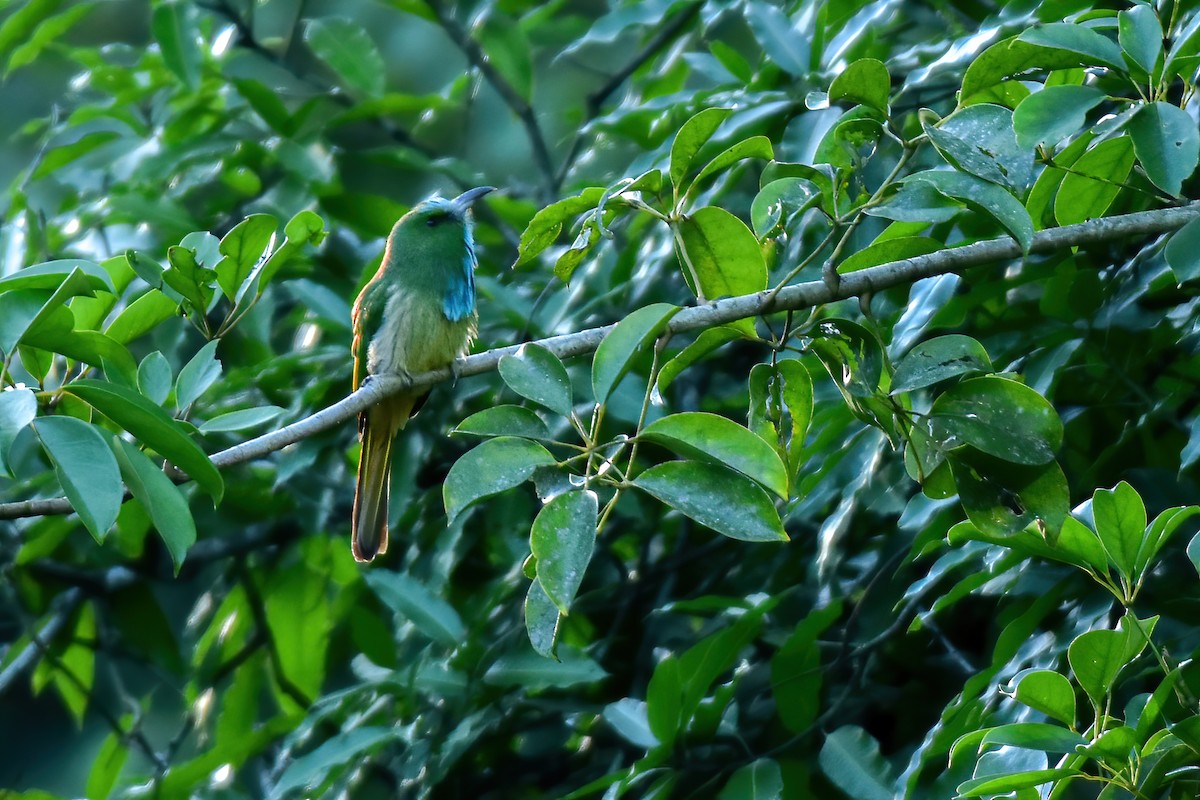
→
(350, 186, 495, 562)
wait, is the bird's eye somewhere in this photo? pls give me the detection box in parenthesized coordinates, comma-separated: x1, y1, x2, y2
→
(426, 213, 448, 227)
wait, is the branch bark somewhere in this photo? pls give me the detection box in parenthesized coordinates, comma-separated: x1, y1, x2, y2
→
(1, 203, 1196, 522)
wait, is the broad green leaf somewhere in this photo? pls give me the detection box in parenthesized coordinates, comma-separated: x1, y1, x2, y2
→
(0, 0, 66, 72)
(176, 340, 222, 410)
(32, 130, 121, 180)
(163, 244, 215, 312)
(592, 302, 678, 404)
(198, 406, 285, 434)
(1136, 505, 1200, 576)
(524, 579, 560, 658)
(745, 2, 807, 75)
(1068, 628, 1128, 705)
(837, 236, 941, 275)
(1127, 102, 1199, 197)
(818, 726, 893, 800)
(0, 268, 101, 353)
(264, 557, 332, 703)
(641, 412, 788, 498)
(1012, 670, 1076, 727)
(0, 259, 114, 294)
(646, 653, 683, 747)
(925, 104, 1032, 193)
(106, 290, 179, 345)
(531, 490, 597, 614)
(717, 759, 783, 800)
(633, 461, 787, 542)
(443, 436, 556, 522)
(65, 379, 223, 503)
(0, 387, 37, 478)
(152, 2, 200, 88)
(1019, 23, 1125, 70)
(656, 326, 743, 396)
(1054, 136, 1134, 225)
(829, 57, 890, 112)
(1091, 481, 1146, 582)
(215, 214, 276, 301)
(771, 601, 841, 733)
(980, 722, 1087, 753)
(304, 17, 385, 97)
(364, 571, 466, 647)
(950, 454, 1068, 539)
(1118, 4, 1163, 76)
(270, 727, 396, 799)
(750, 177, 818, 237)
(31, 416, 121, 541)
(891, 335, 993, 394)
(602, 698, 658, 749)
(137, 351, 173, 406)
(865, 181, 961, 224)
(692, 136, 774, 192)
(514, 187, 604, 267)
(957, 767, 1083, 797)
(476, 11, 532, 101)
(1012, 85, 1106, 149)
(676, 206, 767, 300)
(931, 376, 1061, 465)
(906, 170, 1033, 252)
(483, 648, 607, 688)
(499, 343, 573, 417)
(1190, 531, 1200, 579)
(670, 107, 731, 196)
(1165, 216, 1200, 282)
(85, 729, 128, 800)
(112, 437, 195, 574)
(961, 36, 1104, 102)
(454, 405, 551, 439)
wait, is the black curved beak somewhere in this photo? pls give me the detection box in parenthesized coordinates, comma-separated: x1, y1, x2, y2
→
(450, 186, 496, 216)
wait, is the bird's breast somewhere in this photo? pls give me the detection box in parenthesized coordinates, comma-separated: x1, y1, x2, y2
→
(367, 289, 477, 379)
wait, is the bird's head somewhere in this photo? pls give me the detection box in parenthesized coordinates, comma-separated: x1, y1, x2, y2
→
(389, 186, 495, 253)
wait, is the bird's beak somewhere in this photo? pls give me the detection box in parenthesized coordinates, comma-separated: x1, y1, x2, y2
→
(450, 186, 496, 216)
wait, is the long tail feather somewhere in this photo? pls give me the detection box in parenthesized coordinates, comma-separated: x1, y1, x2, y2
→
(352, 397, 416, 562)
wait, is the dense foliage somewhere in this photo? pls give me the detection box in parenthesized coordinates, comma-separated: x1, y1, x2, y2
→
(4, 0, 1200, 797)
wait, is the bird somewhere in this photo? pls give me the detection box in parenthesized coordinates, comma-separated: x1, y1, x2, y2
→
(350, 186, 495, 562)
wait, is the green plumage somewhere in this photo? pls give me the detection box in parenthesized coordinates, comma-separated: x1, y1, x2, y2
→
(351, 187, 494, 562)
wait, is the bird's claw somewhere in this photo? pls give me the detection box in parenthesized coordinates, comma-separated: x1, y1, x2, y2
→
(450, 358, 466, 387)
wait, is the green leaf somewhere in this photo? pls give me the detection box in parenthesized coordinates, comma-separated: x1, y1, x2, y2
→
(771, 602, 842, 733)
(1054, 136, 1135, 225)
(65, 379, 223, 504)
(163, 244, 215, 313)
(717, 759, 783, 800)
(531, 490, 597, 615)
(1127, 102, 1199, 197)
(85, 729, 128, 800)
(745, 2, 808, 76)
(0, 387, 37, 478)
(106, 290, 180, 345)
(670, 107, 731, 196)
(633, 461, 787, 542)
(477, 11, 532, 101)
(925, 104, 1032, 193)
(1166, 216, 1200, 282)
(1118, 4, 1163, 76)
(152, 2, 200, 88)
(137, 351, 173, 406)
(443, 437, 556, 522)
(957, 768, 1083, 797)
(454, 405, 551, 439)
(1091, 481, 1146, 583)
(214, 214, 276, 301)
(0, 259, 114, 294)
(0, 0, 66, 72)
(32, 131, 121, 180)
(961, 35, 1105, 103)
(176, 340, 222, 410)
(602, 698, 658, 749)
(1011, 670, 1076, 727)
(483, 648, 607, 688)
(891, 335, 993, 394)
(364, 571, 466, 647)
(31, 416, 121, 542)
(950, 453, 1069, 539)
(1019, 23, 1125, 70)
(524, 579, 561, 659)
(865, 181, 962, 224)
(514, 187, 604, 267)
(499, 343, 573, 417)
(1068, 628, 1128, 705)
(818, 726, 893, 800)
(197, 407, 284, 435)
(646, 653, 683, 747)
(691, 136, 774, 192)
(270, 727, 396, 799)
(676, 206, 767, 300)
(931, 376, 1062, 465)
(837, 236, 941, 275)
(829, 58, 890, 112)
(641, 412, 789, 498)
(112, 437, 196, 574)
(591, 302, 678, 404)
(1136, 505, 1200, 576)
(906, 170, 1033, 252)
(304, 17, 385, 97)
(751, 177, 818, 237)
(656, 326, 743, 396)
(1012, 85, 1106, 149)
(980, 722, 1087, 753)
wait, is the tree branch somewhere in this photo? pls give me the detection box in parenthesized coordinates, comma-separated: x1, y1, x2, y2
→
(1, 203, 1196, 522)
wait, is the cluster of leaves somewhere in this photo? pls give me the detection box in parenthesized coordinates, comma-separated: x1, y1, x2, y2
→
(4, 0, 1200, 799)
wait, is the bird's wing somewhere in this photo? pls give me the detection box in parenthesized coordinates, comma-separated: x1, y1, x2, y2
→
(351, 279, 385, 392)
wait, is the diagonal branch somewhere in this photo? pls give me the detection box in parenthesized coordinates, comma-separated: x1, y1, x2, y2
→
(1, 203, 1197, 522)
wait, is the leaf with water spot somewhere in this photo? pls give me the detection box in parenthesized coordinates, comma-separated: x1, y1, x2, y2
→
(633, 461, 787, 542)
(931, 376, 1061, 465)
(530, 490, 597, 615)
